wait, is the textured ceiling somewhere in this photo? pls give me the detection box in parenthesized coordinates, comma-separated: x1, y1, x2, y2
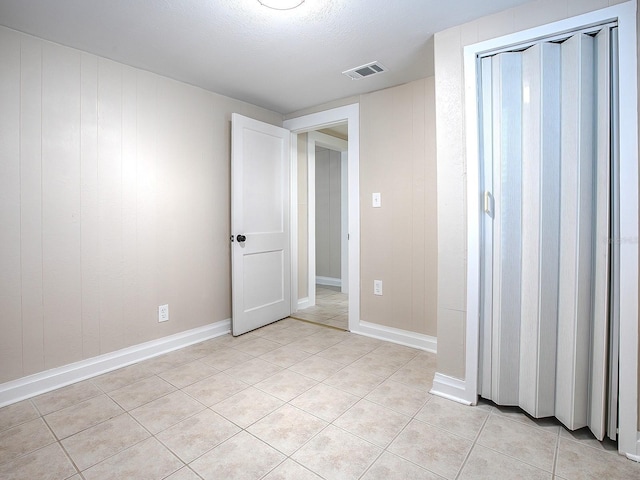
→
(0, 0, 530, 114)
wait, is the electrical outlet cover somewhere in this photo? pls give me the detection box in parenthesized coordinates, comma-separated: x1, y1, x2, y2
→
(158, 304, 169, 322)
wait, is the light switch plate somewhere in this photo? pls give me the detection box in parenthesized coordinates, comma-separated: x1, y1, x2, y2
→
(372, 192, 381, 208)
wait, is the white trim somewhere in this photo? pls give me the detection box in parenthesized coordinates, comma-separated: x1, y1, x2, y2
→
(284, 104, 361, 333)
(316, 276, 341, 287)
(627, 448, 640, 463)
(290, 133, 299, 314)
(0, 319, 230, 408)
(309, 130, 349, 152)
(297, 296, 311, 310)
(614, 0, 639, 458)
(463, 40, 482, 407)
(461, 1, 638, 457)
(351, 320, 437, 353)
(430, 373, 473, 405)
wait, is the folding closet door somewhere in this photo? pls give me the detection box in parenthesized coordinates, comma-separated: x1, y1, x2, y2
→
(479, 27, 615, 441)
(518, 41, 561, 419)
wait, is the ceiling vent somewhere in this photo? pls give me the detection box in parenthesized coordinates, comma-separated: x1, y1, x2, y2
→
(342, 61, 388, 80)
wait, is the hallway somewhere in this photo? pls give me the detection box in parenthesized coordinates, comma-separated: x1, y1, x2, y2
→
(293, 285, 348, 330)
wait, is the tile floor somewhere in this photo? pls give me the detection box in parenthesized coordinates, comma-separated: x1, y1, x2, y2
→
(1, 318, 639, 479)
(294, 285, 348, 330)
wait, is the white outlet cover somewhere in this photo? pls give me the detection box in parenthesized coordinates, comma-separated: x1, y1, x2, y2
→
(158, 304, 169, 322)
(374, 280, 383, 296)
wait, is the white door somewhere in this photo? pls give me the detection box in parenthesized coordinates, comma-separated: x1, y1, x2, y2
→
(478, 28, 614, 440)
(231, 113, 291, 336)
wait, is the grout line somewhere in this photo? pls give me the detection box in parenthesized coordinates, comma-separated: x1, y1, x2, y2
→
(374, 417, 438, 478)
(80, 433, 161, 475)
(559, 428, 622, 456)
(552, 426, 561, 478)
(56, 430, 85, 476)
(184, 466, 204, 480)
(453, 410, 491, 479)
(468, 415, 558, 476)
(6, 318, 575, 480)
(288, 315, 347, 331)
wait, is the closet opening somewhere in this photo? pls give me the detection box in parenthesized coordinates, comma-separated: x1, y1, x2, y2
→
(477, 23, 619, 442)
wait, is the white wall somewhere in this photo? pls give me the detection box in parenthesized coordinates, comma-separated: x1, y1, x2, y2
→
(0, 26, 282, 384)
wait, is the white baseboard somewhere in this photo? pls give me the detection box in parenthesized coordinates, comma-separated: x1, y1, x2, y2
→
(0, 319, 231, 408)
(430, 372, 473, 405)
(350, 320, 437, 353)
(297, 297, 312, 310)
(316, 276, 342, 287)
(626, 436, 640, 462)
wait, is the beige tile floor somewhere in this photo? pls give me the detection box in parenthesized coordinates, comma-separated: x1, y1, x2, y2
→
(293, 285, 348, 330)
(1, 318, 639, 479)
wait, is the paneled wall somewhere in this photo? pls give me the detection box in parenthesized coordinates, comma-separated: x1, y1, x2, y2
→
(360, 78, 438, 336)
(315, 147, 342, 281)
(0, 26, 281, 384)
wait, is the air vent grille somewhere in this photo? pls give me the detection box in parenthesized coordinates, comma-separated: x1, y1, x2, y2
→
(342, 61, 388, 80)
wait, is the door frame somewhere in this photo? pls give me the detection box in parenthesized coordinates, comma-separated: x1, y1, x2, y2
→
(460, 2, 638, 458)
(284, 104, 360, 332)
(306, 131, 349, 308)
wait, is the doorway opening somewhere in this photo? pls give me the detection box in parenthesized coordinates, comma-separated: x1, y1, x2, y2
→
(295, 127, 348, 330)
(283, 104, 361, 334)
(478, 24, 618, 442)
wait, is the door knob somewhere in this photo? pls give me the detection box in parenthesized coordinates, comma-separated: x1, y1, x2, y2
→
(236, 234, 247, 242)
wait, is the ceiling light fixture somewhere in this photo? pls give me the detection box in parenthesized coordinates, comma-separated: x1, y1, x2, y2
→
(258, 0, 305, 10)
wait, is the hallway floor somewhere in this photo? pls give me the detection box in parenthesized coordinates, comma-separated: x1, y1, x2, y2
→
(294, 285, 348, 330)
(1, 318, 638, 479)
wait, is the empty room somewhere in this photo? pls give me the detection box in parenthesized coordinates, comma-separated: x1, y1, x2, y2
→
(0, 0, 639, 479)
